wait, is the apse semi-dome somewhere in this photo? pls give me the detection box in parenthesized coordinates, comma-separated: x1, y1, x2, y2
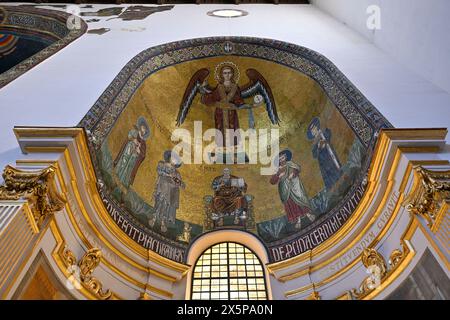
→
(79, 37, 391, 263)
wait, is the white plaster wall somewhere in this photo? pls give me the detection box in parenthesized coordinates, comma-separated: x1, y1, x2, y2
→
(0, 3, 450, 169)
(310, 0, 450, 96)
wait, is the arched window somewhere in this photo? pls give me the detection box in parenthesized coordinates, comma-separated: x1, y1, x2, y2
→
(191, 242, 267, 300)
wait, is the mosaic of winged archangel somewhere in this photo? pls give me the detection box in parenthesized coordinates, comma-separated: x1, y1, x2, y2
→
(176, 62, 280, 162)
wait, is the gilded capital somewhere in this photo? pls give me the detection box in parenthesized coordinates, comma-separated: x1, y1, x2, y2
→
(404, 166, 450, 229)
(0, 165, 66, 227)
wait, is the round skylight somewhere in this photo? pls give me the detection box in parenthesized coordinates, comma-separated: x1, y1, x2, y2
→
(207, 9, 248, 18)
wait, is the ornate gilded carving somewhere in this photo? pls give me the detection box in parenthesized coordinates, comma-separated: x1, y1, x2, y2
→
(138, 292, 152, 300)
(389, 241, 408, 268)
(78, 248, 112, 300)
(306, 291, 321, 300)
(64, 247, 112, 300)
(78, 248, 102, 279)
(347, 243, 410, 300)
(361, 248, 387, 275)
(0, 165, 66, 227)
(62, 246, 77, 267)
(404, 166, 450, 228)
(350, 248, 387, 299)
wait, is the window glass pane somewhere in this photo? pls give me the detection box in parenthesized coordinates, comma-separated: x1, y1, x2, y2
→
(211, 292, 220, 299)
(201, 293, 210, 300)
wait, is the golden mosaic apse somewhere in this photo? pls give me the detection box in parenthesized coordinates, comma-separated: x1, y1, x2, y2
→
(81, 38, 390, 262)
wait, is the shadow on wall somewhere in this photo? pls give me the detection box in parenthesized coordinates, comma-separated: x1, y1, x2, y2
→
(387, 249, 450, 300)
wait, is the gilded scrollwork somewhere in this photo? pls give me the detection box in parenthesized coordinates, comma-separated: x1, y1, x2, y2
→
(388, 241, 408, 268)
(350, 248, 387, 299)
(63, 247, 112, 300)
(79, 248, 102, 279)
(348, 243, 410, 300)
(62, 246, 77, 267)
(0, 165, 66, 227)
(404, 166, 450, 229)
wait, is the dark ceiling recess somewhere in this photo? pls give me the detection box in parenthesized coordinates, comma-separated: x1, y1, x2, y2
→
(6, 1, 310, 4)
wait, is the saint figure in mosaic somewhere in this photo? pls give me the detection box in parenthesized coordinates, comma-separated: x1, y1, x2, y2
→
(113, 116, 150, 188)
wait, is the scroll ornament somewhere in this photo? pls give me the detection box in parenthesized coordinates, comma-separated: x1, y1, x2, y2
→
(63, 247, 112, 300)
(347, 242, 410, 300)
(350, 248, 387, 299)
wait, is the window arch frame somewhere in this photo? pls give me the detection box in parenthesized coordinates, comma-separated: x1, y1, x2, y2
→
(186, 230, 272, 300)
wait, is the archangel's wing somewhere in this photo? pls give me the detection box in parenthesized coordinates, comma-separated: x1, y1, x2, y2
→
(240, 69, 280, 125)
(176, 68, 210, 126)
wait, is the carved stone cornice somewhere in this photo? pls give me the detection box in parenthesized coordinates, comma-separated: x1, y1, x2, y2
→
(63, 247, 112, 300)
(404, 166, 450, 230)
(0, 165, 66, 228)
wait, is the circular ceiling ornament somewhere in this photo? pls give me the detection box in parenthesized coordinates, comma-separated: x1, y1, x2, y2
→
(207, 9, 248, 18)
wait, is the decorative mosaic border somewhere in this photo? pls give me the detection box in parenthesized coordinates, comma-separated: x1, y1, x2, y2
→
(0, 5, 87, 89)
(78, 37, 393, 263)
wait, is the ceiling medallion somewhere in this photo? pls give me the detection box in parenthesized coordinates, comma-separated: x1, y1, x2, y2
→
(207, 9, 249, 18)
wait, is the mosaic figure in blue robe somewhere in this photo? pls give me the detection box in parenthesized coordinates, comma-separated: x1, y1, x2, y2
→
(307, 117, 342, 191)
(151, 150, 185, 233)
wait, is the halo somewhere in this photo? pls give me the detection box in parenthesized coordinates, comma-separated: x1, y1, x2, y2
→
(214, 61, 240, 84)
(136, 116, 150, 140)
